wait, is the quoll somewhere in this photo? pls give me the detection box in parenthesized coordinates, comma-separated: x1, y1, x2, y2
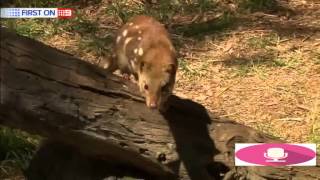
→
(107, 15, 177, 110)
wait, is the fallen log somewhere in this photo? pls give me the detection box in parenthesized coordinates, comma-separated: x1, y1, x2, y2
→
(0, 27, 319, 180)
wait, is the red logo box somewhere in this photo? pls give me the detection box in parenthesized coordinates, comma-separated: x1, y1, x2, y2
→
(57, 8, 73, 19)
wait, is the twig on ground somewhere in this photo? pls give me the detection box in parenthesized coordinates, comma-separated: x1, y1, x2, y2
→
(276, 117, 303, 122)
(297, 105, 311, 111)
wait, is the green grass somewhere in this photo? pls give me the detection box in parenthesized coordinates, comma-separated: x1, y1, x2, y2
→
(273, 51, 303, 70)
(106, 0, 146, 23)
(2, 19, 56, 39)
(232, 53, 302, 78)
(308, 99, 320, 152)
(0, 127, 39, 176)
(105, 0, 217, 24)
(233, 61, 268, 78)
(2, 9, 99, 38)
(78, 34, 113, 57)
(229, 51, 278, 77)
(3, 10, 107, 58)
(281, 56, 300, 69)
(4, 0, 229, 57)
(254, 121, 280, 140)
(310, 134, 320, 152)
(229, 33, 305, 77)
(234, 63, 252, 77)
(272, 58, 287, 67)
(173, 12, 234, 37)
(242, 34, 283, 73)
(56, 19, 98, 35)
(247, 33, 279, 49)
(2, 0, 76, 7)
(179, 58, 199, 77)
(178, 57, 211, 79)
(239, 0, 278, 12)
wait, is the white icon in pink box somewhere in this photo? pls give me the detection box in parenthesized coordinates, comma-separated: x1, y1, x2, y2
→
(264, 148, 288, 162)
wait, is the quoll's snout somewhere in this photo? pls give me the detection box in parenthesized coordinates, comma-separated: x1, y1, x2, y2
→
(146, 95, 159, 109)
(148, 102, 157, 109)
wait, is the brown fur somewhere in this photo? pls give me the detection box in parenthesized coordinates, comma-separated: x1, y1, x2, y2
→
(110, 15, 177, 110)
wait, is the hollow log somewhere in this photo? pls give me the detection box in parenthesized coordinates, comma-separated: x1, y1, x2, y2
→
(0, 27, 319, 180)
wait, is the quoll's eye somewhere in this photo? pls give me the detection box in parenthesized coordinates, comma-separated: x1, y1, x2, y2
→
(144, 84, 149, 90)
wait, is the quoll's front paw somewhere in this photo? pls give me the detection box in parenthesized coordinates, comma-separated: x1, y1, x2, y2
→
(121, 73, 131, 80)
(159, 101, 170, 113)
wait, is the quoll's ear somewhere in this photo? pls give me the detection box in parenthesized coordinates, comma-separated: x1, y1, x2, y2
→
(164, 64, 176, 74)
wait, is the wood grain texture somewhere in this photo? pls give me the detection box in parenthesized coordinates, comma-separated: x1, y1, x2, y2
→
(0, 27, 319, 180)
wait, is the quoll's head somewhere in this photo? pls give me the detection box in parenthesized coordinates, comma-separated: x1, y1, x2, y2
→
(138, 50, 177, 109)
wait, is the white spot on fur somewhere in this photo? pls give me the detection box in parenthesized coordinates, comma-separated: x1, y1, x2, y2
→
(124, 37, 133, 46)
(128, 22, 133, 26)
(138, 30, 142, 34)
(122, 29, 128, 37)
(138, 37, 142, 40)
(134, 48, 138, 54)
(131, 61, 135, 68)
(134, 25, 139, 29)
(138, 48, 143, 56)
(103, 63, 109, 69)
(116, 36, 121, 43)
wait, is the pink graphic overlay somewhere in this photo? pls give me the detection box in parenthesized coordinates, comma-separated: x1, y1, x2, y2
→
(235, 143, 316, 166)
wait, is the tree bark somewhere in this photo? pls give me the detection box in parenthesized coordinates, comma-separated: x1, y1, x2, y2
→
(0, 27, 319, 180)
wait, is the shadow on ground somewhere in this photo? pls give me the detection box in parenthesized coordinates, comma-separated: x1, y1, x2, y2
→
(163, 96, 230, 180)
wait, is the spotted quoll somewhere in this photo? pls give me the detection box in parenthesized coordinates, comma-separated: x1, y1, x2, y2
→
(108, 15, 177, 110)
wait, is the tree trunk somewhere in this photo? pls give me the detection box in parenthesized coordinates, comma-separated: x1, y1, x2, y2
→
(0, 27, 319, 180)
